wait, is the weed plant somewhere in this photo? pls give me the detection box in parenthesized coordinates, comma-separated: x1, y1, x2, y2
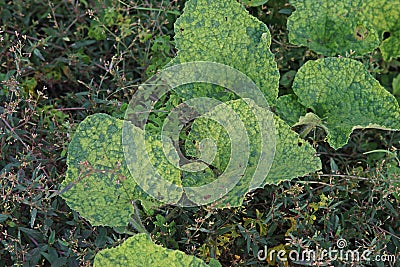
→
(1, 0, 399, 266)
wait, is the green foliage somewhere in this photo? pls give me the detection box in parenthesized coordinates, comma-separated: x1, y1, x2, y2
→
(0, 0, 180, 265)
(62, 0, 321, 211)
(94, 233, 220, 267)
(60, 0, 399, 265)
(274, 94, 306, 125)
(279, 70, 297, 89)
(61, 113, 160, 227)
(185, 99, 321, 205)
(2, 0, 399, 266)
(171, 0, 279, 104)
(61, 98, 319, 213)
(291, 57, 400, 148)
(360, 0, 400, 61)
(288, 0, 400, 60)
(181, 98, 275, 206)
(287, 0, 379, 56)
(60, 0, 320, 264)
(264, 114, 321, 184)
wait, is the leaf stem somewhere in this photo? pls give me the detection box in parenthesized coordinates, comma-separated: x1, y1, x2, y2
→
(130, 201, 149, 234)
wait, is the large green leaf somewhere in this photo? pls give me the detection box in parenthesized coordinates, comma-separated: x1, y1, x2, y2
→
(287, 0, 400, 60)
(61, 114, 160, 227)
(379, 31, 400, 61)
(360, 0, 400, 61)
(126, 97, 275, 207)
(170, 0, 279, 104)
(185, 99, 321, 207)
(287, 0, 380, 56)
(292, 57, 400, 149)
(94, 233, 221, 267)
(184, 99, 275, 207)
(274, 94, 307, 126)
(264, 114, 321, 186)
(123, 124, 185, 205)
(123, 95, 273, 207)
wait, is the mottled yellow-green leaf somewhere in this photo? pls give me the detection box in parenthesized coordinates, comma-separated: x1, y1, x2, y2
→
(184, 99, 275, 206)
(171, 0, 279, 104)
(292, 57, 400, 149)
(274, 94, 307, 126)
(265, 114, 321, 186)
(94, 234, 221, 267)
(380, 31, 400, 61)
(287, 0, 380, 56)
(123, 126, 184, 205)
(288, 0, 400, 60)
(185, 99, 321, 207)
(61, 114, 160, 227)
(360, 0, 400, 61)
